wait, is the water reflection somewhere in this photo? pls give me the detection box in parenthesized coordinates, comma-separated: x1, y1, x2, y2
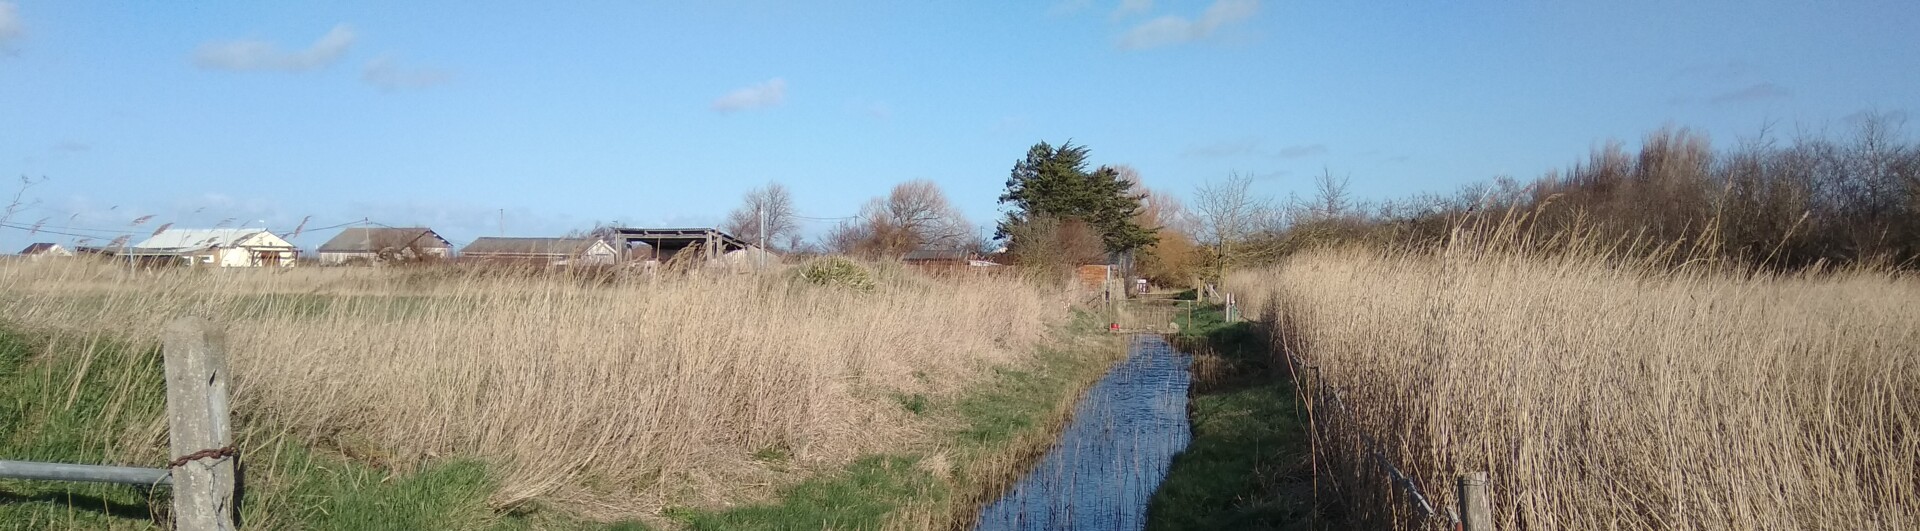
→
(976, 335, 1193, 531)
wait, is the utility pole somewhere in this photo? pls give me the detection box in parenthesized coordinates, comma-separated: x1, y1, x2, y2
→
(758, 205, 767, 270)
(498, 209, 504, 237)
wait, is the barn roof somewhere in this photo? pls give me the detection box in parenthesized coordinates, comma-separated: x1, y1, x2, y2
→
(603, 227, 750, 252)
(460, 237, 607, 257)
(317, 227, 451, 253)
(132, 229, 292, 253)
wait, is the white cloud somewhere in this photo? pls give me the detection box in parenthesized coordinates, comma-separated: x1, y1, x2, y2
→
(1118, 0, 1258, 50)
(0, 2, 21, 43)
(194, 24, 356, 72)
(711, 78, 788, 113)
(1112, 0, 1153, 19)
(362, 55, 452, 91)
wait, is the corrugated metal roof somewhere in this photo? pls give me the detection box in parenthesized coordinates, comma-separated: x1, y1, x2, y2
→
(460, 237, 606, 257)
(317, 227, 451, 253)
(133, 229, 290, 252)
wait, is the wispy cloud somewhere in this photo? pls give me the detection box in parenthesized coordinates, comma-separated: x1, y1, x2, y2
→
(1674, 60, 1758, 83)
(1708, 82, 1790, 104)
(990, 116, 1029, 135)
(1183, 137, 1261, 158)
(1185, 138, 1326, 160)
(1273, 144, 1328, 159)
(194, 24, 355, 72)
(0, 2, 22, 44)
(1118, 0, 1258, 50)
(1112, 0, 1153, 19)
(711, 78, 788, 113)
(858, 101, 893, 121)
(362, 55, 452, 91)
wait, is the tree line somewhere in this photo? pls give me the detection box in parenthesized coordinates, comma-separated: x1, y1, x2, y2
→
(1207, 113, 1920, 272)
(722, 115, 1918, 286)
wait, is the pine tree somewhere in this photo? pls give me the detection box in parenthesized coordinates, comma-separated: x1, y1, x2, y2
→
(998, 141, 1156, 254)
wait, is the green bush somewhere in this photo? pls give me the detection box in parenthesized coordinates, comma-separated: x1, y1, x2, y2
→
(796, 257, 876, 292)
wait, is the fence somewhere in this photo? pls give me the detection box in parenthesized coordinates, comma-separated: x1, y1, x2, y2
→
(1268, 318, 1495, 531)
(0, 317, 240, 530)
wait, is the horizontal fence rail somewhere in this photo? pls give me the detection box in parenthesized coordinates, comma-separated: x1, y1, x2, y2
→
(0, 460, 172, 486)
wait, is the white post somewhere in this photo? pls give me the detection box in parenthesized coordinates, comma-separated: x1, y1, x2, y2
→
(163, 317, 238, 531)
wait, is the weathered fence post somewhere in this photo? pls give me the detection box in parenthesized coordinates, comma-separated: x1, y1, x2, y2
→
(1458, 472, 1492, 531)
(163, 317, 238, 531)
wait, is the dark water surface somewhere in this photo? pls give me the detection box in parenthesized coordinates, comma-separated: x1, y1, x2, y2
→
(975, 335, 1193, 531)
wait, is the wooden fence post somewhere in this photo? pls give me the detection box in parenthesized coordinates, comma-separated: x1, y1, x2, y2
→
(1458, 472, 1492, 531)
(163, 317, 237, 531)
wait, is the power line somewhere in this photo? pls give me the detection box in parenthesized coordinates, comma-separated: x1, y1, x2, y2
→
(0, 222, 137, 241)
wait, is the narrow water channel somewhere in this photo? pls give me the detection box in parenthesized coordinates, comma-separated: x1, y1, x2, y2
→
(975, 334, 1193, 531)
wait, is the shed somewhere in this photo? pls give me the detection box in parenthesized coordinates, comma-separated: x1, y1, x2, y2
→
(130, 229, 299, 267)
(316, 227, 454, 265)
(460, 237, 618, 266)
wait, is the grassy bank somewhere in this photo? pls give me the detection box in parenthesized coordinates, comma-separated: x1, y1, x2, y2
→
(670, 310, 1129, 530)
(1145, 303, 1318, 531)
(1230, 245, 1920, 530)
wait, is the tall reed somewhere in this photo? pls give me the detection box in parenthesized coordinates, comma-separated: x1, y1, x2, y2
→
(1231, 232, 1919, 529)
(0, 261, 1067, 519)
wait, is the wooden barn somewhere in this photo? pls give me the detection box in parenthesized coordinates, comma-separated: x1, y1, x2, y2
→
(317, 227, 454, 265)
(459, 237, 618, 266)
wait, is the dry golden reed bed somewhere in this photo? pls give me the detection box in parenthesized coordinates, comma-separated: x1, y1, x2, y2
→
(0, 261, 1067, 518)
(1232, 244, 1920, 530)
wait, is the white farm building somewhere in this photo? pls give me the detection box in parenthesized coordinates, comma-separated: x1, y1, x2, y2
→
(128, 228, 299, 268)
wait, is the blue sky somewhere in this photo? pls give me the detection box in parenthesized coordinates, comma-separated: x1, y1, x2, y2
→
(2, 1, 1916, 250)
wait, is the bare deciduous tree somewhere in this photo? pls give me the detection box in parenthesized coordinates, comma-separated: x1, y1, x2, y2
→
(1191, 172, 1274, 281)
(824, 180, 972, 258)
(724, 182, 799, 252)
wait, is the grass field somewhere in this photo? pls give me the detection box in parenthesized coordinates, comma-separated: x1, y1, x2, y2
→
(1230, 243, 1920, 530)
(0, 259, 1121, 529)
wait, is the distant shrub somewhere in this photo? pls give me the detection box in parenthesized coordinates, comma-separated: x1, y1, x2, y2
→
(796, 256, 876, 292)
